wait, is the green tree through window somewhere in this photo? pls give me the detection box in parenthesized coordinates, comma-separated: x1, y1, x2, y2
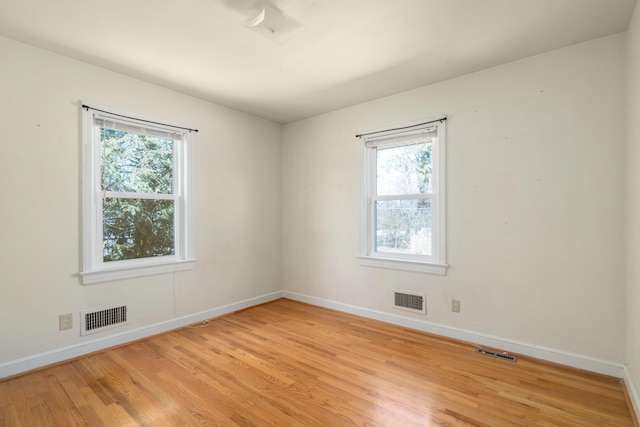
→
(100, 129, 175, 262)
(375, 141, 433, 255)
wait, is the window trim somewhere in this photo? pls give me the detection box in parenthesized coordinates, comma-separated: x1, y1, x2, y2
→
(358, 118, 447, 275)
(80, 103, 196, 285)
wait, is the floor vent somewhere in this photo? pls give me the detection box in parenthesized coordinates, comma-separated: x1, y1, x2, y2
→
(80, 305, 128, 336)
(476, 348, 518, 363)
(393, 290, 426, 314)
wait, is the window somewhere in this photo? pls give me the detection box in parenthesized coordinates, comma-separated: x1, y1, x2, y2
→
(359, 119, 447, 275)
(81, 103, 195, 284)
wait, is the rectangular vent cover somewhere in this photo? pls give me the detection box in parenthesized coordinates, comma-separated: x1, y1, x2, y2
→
(476, 348, 518, 363)
(393, 290, 426, 314)
(80, 305, 128, 336)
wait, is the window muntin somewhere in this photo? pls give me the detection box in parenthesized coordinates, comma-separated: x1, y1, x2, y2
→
(360, 120, 446, 275)
(81, 104, 195, 284)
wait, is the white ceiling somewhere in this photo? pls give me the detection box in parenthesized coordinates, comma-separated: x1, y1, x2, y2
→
(0, 0, 636, 123)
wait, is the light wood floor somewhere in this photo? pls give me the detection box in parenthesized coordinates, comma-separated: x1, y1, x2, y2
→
(0, 299, 636, 426)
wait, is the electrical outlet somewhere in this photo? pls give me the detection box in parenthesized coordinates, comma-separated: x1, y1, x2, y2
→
(451, 300, 461, 313)
(59, 313, 72, 330)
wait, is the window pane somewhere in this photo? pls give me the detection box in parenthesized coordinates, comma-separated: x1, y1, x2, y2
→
(101, 128, 174, 194)
(377, 142, 432, 196)
(375, 199, 432, 256)
(103, 198, 175, 262)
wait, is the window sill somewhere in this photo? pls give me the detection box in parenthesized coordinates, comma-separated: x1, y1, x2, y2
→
(81, 259, 196, 285)
(358, 256, 447, 275)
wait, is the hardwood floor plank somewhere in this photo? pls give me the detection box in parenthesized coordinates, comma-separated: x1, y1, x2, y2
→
(0, 298, 635, 426)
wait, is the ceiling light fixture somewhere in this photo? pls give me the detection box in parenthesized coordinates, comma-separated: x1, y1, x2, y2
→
(244, 4, 303, 45)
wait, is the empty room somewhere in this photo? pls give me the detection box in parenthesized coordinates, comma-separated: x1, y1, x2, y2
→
(1, 0, 640, 425)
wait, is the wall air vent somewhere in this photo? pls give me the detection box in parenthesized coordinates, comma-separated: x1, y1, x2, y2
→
(475, 348, 518, 363)
(80, 305, 128, 336)
(393, 290, 426, 314)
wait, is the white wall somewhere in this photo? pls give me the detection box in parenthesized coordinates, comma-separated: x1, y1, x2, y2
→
(283, 34, 627, 363)
(0, 36, 282, 365)
(627, 0, 640, 406)
(0, 24, 631, 381)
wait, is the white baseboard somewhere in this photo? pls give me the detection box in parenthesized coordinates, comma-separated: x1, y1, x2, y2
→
(0, 290, 628, 383)
(0, 291, 283, 380)
(283, 291, 626, 378)
(624, 366, 640, 424)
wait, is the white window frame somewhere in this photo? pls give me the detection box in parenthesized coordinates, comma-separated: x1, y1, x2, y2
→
(81, 103, 196, 285)
(358, 118, 447, 275)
